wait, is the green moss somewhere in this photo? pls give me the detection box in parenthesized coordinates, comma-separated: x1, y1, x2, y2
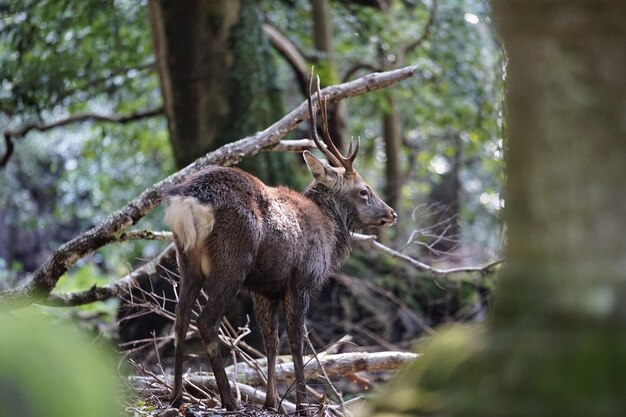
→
(313, 59, 339, 86)
(0, 312, 121, 417)
(364, 324, 626, 417)
(219, 0, 301, 187)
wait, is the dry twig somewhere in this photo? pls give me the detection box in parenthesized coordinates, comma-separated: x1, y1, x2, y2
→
(352, 233, 503, 276)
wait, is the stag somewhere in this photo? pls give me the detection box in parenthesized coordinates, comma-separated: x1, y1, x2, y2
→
(163, 72, 396, 414)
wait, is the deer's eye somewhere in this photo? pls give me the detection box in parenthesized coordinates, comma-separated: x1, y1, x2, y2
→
(359, 189, 369, 197)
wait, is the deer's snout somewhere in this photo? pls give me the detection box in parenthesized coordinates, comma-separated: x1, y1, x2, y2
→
(380, 207, 397, 226)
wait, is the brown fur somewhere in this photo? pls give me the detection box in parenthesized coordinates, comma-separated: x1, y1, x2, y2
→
(164, 73, 395, 414)
(163, 162, 395, 414)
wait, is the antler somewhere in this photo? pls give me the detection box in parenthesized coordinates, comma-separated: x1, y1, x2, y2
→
(307, 68, 359, 175)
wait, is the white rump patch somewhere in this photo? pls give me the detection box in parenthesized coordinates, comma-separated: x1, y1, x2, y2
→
(164, 196, 215, 253)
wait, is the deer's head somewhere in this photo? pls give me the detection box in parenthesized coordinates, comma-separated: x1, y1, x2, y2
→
(303, 72, 397, 229)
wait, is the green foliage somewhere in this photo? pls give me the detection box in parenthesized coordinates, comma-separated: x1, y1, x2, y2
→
(345, 1, 504, 254)
(0, 311, 121, 417)
(0, 0, 153, 115)
(0, 0, 170, 289)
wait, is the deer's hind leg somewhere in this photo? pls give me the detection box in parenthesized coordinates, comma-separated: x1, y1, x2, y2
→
(171, 250, 206, 406)
(253, 293, 280, 411)
(284, 289, 311, 415)
(196, 264, 247, 411)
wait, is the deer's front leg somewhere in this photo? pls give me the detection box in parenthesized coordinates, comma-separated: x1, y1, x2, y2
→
(284, 289, 311, 415)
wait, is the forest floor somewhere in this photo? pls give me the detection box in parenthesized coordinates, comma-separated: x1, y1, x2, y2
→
(125, 348, 416, 417)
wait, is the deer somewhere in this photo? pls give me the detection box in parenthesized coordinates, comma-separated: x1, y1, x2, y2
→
(162, 71, 397, 414)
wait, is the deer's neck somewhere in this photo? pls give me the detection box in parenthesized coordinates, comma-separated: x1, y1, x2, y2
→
(304, 185, 356, 267)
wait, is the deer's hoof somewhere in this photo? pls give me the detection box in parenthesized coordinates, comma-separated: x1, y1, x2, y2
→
(222, 400, 240, 411)
(295, 404, 311, 416)
(157, 408, 181, 417)
(262, 400, 278, 411)
(169, 395, 182, 409)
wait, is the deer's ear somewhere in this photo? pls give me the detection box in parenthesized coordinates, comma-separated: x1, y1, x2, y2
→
(303, 151, 338, 185)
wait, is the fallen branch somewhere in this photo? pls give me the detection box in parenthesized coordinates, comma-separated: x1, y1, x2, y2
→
(129, 351, 418, 390)
(268, 138, 317, 153)
(236, 382, 297, 413)
(226, 351, 418, 384)
(0, 66, 417, 311)
(41, 244, 176, 307)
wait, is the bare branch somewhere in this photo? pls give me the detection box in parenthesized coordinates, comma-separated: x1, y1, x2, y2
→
(37, 227, 500, 308)
(0, 66, 418, 311)
(341, 0, 438, 83)
(263, 24, 308, 95)
(333, 272, 436, 335)
(399, 0, 438, 61)
(41, 244, 176, 307)
(352, 233, 503, 276)
(4, 106, 165, 140)
(115, 230, 173, 243)
(266, 139, 317, 153)
(1, 106, 164, 167)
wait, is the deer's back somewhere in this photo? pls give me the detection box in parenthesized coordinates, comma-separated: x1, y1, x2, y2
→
(166, 166, 336, 296)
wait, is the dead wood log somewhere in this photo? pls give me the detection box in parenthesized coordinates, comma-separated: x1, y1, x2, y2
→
(129, 351, 418, 389)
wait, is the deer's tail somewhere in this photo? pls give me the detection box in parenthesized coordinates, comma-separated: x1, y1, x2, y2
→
(164, 195, 215, 255)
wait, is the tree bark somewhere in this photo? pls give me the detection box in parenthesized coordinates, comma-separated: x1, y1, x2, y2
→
(364, 1, 626, 416)
(311, 0, 345, 150)
(149, 0, 240, 168)
(149, 0, 288, 183)
(311, 0, 334, 65)
(382, 93, 402, 222)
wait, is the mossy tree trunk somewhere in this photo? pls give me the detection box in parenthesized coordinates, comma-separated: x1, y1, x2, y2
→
(311, 0, 345, 150)
(149, 0, 297, 184)
(382, 92, 402, 216)
(365, 1, 626, 416)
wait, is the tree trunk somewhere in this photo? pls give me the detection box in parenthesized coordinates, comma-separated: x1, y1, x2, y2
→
(364, 1, 626, 416)
(494, 0, 626, 331)
(382, 93, 402, 215)
(149, 0, 240, 168)
(310, 0, 345, 150)
(148, 0, 294, 184)
(311, 0, 333, 65)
